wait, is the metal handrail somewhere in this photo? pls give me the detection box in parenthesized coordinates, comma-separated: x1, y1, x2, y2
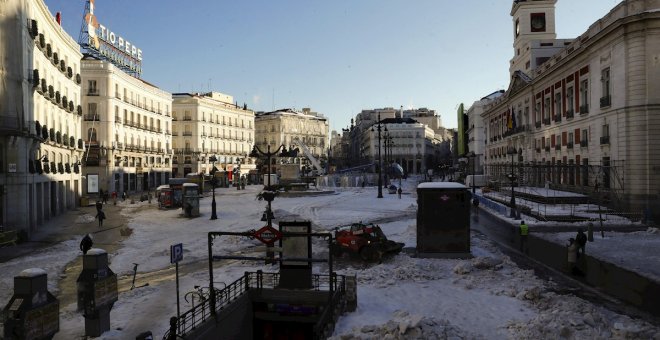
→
(166, 271, 345, 338)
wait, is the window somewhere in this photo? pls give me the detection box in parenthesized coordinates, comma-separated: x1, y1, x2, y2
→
(544, 98, 551, 123)
(566, 87, 574, 116)
(88, 103, 97, 115)
(554, 93, 562, 121)
(580, 80, 589, 114)
(87, 80, 98, 95)
(600, 124, 610, 145)
(600, 67, 611, 107)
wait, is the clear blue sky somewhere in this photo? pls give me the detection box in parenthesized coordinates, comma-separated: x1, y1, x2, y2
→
(45, 0, 621, 131)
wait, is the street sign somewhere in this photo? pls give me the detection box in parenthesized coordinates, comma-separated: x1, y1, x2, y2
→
(253, 226, 282, 245)
(170, 243, 183, 264)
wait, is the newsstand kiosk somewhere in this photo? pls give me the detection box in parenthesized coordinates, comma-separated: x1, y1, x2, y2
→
(2, 268, 59, 339)
(76, 248, 118, 337)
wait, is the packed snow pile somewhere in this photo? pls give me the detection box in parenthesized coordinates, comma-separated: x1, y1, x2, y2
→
(329, 310, 481, 340)
(74, 213, 95, 224)
(506, 294, 660, 339)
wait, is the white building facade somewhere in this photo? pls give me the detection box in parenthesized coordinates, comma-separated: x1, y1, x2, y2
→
(0, 0, 84, 236)
(483, 0, 660, 220)
(172, 92, 255, 180)
(80, 58, 173, 195)
(254, 108, 329, 174)
(466, 91, 504, 175)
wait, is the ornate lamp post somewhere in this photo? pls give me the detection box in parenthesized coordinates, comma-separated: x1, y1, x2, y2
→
(234, 158, 241, 191)
(507, 146, 518, 218)
(250, 145, 289, 226)
(209, 155, 218, 220)
(371, 114, 384, 198)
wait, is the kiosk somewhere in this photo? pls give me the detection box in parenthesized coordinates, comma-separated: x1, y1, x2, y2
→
(182, 183, 200, 217)
(2, 268, 59, 339)
(416, 182, 471, 258)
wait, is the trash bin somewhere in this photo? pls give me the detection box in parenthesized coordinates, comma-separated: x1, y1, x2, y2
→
(80, 196, 89, 207)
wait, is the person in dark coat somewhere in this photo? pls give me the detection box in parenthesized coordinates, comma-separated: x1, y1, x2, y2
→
(95, 209, 106, 228)
(575, 228, 587, 257)
(397, 187, 402, 199)
(95, 200, 103, 212)
(80, 234, 93, 254)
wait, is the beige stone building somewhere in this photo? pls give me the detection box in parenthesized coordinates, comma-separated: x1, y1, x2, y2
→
(254, 108, 329, 175)
(483, 0, 660, 220)
(0, 0, 85, 236)
(80, 58, 173, 195)
(172, 92, 255, 180)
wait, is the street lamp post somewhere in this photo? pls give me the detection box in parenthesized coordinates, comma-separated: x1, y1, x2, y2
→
(250, 145, 288, 227)
(467, 151, 479, 207)
(209, 155, 218, 220)
(371, 114, 384, 198)
(235, 158, 241, 191)
(507, 146, 518, 218)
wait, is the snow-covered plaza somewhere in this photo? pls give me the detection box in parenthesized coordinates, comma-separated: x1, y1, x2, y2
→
(1, 180, 659, 339)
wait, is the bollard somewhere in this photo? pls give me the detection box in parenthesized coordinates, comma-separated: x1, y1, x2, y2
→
(2, 268, 59, 339)
(76, 248, 118, 337)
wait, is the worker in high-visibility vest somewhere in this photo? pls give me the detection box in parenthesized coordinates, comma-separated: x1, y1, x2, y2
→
(519, 221, 529, 253)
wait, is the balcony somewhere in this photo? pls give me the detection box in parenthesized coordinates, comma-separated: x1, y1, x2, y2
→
(555, 144, 561, 151)
(600, 95, 611, 108)
(182, 116, 192, 121)
(84, 114, 100, 121)
(567, 142, 574, 149)
(566, 110, 574, 119)
(553, 115, 561, 123)
(543, 118, 551, 125)
(600, 136, 610, 145)
(114, 116, 122, 123)
(183, 132, 193, 137)
(535, 122, 542, 129)
(535, 147, 541, 153)
(580, 104, 589, 115)
(544, 146, 550, 152)
(87, 90, 99, 96)
(580, 140, 588, 147)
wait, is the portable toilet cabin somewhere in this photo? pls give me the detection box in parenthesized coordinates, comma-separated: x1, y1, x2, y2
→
(182, 183, 200, 217)
(416, 182, 470, 258)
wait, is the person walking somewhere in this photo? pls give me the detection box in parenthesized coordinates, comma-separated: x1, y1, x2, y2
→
(519, 220, 529, 254)
(397, 187, 402, 199)
(80, 234, 93, 254)
(122, 191, 127, 201)
(95, 200, 103, 212)
(102, 190, 108, 204)
(95, 209, 106, 228)
(567, 238, 580, 275)
(575, 228, 587, 258)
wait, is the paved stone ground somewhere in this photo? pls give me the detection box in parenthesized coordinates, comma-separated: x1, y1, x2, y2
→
(0, 200, 129, 263)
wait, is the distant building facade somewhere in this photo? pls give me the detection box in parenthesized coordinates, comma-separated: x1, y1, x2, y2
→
(254, 108, 329, 173)
(81, 58, 173, 195)
(172, 92, 255, 179)
(466, 90, 504, 174)
(0, 0, 84, 236)
(483, 0, 660, 219)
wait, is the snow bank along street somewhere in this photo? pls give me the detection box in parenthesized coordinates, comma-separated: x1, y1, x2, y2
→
(1, 181, 659, 339)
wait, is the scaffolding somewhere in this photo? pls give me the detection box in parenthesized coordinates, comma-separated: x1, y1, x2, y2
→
(484, 160, 636, 222)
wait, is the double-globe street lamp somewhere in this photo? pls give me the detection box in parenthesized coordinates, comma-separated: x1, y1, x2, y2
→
(250, 144, 294, 226)
(371, 113, 384, 198)
(208, 155, 218, 220)
(506, 146, 518, 219)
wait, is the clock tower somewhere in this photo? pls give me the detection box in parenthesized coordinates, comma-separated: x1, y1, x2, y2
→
(510, 0, 557, 76)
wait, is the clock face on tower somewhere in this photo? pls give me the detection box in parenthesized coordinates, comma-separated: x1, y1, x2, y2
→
(530, 13, 546, 32)
(515, 19, 520, 36)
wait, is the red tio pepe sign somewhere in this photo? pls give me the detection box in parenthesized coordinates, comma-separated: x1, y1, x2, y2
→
(254, 226, 282, 245)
